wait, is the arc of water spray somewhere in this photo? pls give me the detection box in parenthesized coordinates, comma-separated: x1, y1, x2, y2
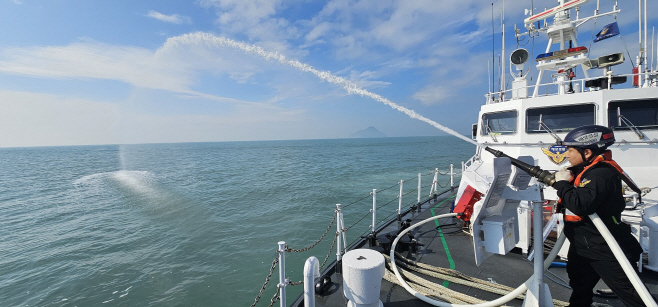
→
(164, 32, 479, 147)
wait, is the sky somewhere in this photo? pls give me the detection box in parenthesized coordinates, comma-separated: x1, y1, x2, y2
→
(0, 0, 656, 148)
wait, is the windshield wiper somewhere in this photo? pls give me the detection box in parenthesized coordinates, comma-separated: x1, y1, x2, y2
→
(538, 114, 562, 143)
(617, 107, 646, 140)
(485, 120, 498, 143)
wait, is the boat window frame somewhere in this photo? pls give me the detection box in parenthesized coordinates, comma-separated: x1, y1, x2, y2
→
(480, 110, 518, 136)
(525, 103, 597, 134)
(607, 98, 658, 131)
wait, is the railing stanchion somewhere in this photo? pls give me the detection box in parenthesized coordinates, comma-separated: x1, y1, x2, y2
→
(397, 180, 404, 221)
(371, 189, 377, 234)
(336, 204, 343, 262)
(430, 168, 439, 200)
(278, 241, 287, 307)
(450, 164, 454, 191)
(417, 173, 422, 212)
(340, 208, 346, 252)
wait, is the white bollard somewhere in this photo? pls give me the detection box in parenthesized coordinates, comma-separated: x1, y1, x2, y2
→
(342, 249, 385, 307)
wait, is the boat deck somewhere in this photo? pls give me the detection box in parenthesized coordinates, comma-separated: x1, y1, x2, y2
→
(292, 193, 658, 307)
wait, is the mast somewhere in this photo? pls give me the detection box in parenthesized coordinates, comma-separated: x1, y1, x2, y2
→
(501, 0, 506, 100)
(644, 0, 648, 85)
(638, 0, 643, 86)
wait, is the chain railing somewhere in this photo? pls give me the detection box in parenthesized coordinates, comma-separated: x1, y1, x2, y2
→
(250, 256, 280, 307)
(250, 164, 461, 307)
(285, 213, 336, 253)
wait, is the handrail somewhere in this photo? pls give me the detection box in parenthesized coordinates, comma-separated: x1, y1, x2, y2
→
(485, 71, 657, 104)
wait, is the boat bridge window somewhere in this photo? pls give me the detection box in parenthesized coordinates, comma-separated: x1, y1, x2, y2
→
(608, 99, 658, 130)
(526, 104, 596, 133)
(481, 111, 517, 135)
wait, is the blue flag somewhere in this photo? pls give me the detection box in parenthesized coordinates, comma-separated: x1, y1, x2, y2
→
(594, 22, 620, 42)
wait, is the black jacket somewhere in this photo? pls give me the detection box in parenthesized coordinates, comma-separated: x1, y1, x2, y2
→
(553, 162, 643, 261)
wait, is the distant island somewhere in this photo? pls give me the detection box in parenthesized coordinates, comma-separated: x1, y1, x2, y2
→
(349, 126, 387, 138)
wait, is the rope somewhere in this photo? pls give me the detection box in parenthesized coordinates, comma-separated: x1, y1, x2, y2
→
(345, 210, 371, 231)
(377, 196, 401, 210)
(383, 267, 481, 304)
(389, 254, 520, 298)
(402, 188, 418, 197)
(391, 252, 570, 306)
(343, 193, 372, 209)
(378, 182, 401, 193)
(286, 213, 336, 253)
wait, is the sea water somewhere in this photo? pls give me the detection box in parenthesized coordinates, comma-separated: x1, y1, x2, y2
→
(0, 136, 474, 306)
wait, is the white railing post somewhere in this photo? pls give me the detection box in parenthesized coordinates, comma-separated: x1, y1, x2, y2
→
(303, 257, 320, 307)
(398, 180, 404, 220)
(417, 174, 421, 203)
(429, 168, 438, 197)
(278, 241, 287, 307)
(340, 208, 346, 252)
(450, 164, 454, 189)
(336, 204, 343, 262)
(371, 189, 377, 233)
(417, 173, 422, 212)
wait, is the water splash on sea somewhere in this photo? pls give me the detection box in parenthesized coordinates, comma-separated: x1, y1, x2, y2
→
(162, 32, 479, 147)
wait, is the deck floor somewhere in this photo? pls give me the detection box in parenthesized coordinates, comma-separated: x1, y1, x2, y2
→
(298, 193, 658, 307)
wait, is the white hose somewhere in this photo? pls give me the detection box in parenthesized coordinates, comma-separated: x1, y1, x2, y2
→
(588, 213, 657, 307)
(390, 213, 567, 307)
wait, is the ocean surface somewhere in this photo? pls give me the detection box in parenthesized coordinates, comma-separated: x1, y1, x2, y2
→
(1, 136, 474, 307)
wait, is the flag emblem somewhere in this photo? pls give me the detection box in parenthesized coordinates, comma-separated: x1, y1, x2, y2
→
(594, 22, 620, 42)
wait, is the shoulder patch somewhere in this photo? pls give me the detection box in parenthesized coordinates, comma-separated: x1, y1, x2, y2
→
(578, 179, 591, 187)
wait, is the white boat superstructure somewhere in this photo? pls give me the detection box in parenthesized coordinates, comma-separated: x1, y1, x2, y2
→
(456, 0, 658, 270)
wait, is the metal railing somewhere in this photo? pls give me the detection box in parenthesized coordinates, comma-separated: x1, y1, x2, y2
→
(485, 71, 658, 104)
(250, 164, 462, 307)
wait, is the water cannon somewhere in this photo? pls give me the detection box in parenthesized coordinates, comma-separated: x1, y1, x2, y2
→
(484, 147, 556, 186)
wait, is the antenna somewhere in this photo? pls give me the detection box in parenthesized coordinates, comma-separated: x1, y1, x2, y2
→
(644, 0, 649, 71)
(501, 0, 506, 100)
(492, 3, 495, 96)
(488, 60, 492, 96)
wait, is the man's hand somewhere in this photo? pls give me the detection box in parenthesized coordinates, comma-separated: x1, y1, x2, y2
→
(554, 166, 572, 182)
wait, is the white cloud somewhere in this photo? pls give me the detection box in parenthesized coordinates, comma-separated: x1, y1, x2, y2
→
(0, 43, 192, 92)
(412, 84, 452, 106)
(147, 10, 191, 24)
(200, 0, 296, 41)
(0, 36, 287, 110)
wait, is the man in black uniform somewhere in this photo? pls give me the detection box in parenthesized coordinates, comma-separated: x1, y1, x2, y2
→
(552, 125, 647, 307)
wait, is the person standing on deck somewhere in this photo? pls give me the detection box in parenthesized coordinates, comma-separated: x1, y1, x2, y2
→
(551, 125, 649, 307)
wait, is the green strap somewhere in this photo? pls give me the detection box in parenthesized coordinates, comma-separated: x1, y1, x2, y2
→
(430, 194, 457, 287)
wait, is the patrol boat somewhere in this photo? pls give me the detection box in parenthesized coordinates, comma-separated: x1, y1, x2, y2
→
(259, 1, 658, 306)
